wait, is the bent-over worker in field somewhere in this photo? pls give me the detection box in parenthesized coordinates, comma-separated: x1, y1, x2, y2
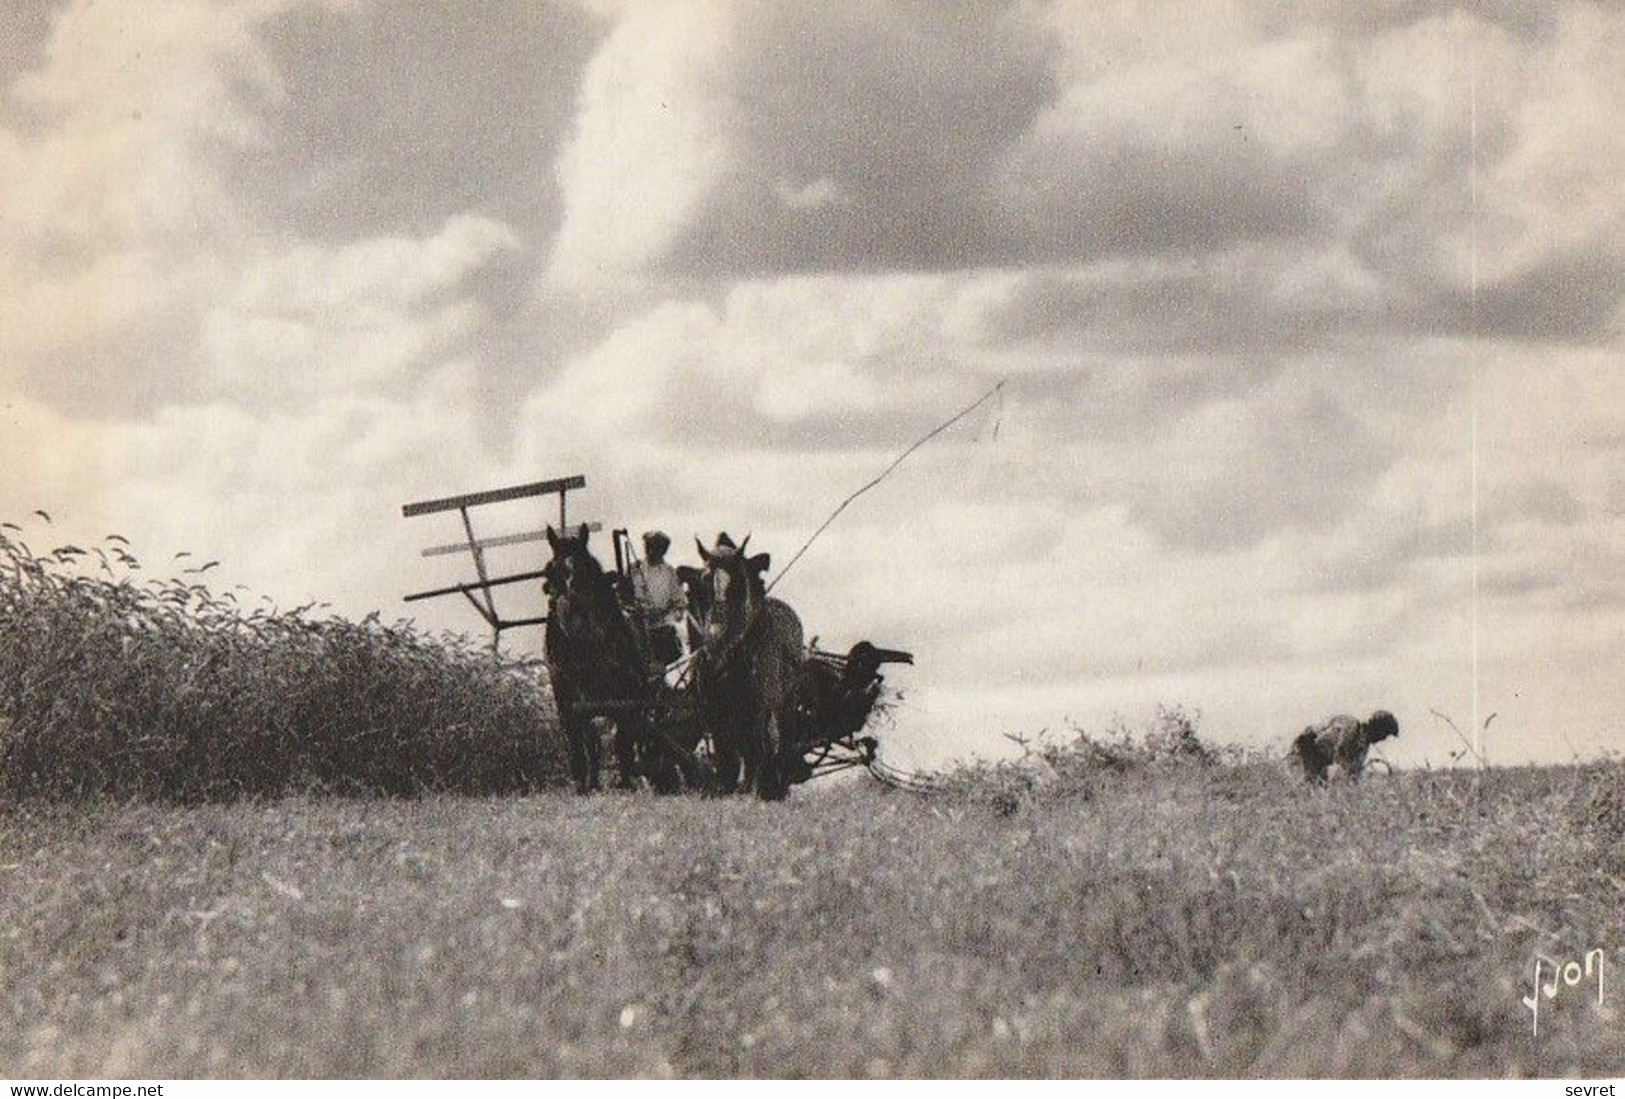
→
(629, 530, 686, 670)
(1293, 710, 1399, 784)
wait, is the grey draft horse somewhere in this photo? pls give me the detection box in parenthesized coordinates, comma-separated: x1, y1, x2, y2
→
(692, 534, 804, 799)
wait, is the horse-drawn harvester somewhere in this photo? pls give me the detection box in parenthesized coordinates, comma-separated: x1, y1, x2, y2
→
(402, 475, 912, 800)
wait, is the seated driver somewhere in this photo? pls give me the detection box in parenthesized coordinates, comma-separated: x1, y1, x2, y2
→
(628, 530, 686, 669)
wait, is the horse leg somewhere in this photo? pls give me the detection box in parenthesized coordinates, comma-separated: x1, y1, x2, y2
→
(586, 716, 605, 792)
(740, 713, 765, 796)
(711, 723, 741, 795)
(613, 716, 640, 790)
(753, 709, 790, 801)
(640, 721, 676, 795)
(564, 714, 593, 795)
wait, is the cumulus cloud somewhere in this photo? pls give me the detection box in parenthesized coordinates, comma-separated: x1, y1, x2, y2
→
(240, 0, 599, 240)
(0, 0, 330, 412)
(0, 2, 532, 613)
(545, 1, 736, 287)
(201, 215, 519, 401)
(545, 1, 1623, 350)
(544, 0, 1056, 285)
(1118, 380, 1392, 550)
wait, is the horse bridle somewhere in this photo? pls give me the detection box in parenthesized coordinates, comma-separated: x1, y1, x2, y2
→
(544, 546, 605, 648)
(692, 555, 767, 681)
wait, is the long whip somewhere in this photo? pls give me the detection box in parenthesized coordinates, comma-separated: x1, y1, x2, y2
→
(765, 378, 1006, 595)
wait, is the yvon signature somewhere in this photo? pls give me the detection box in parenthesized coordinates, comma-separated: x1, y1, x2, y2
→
(1523, 948, 1605, 1036)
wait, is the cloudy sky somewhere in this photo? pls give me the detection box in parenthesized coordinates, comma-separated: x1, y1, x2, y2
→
(2, 0, 1621, 767)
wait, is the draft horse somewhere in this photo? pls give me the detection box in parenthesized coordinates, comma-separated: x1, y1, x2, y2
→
(692, 534, 805, 799)
(542, 524, 655, 794)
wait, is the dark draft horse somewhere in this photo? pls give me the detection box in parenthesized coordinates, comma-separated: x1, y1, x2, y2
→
(542, 524, 655, 794)
(693, 534, 805, 799)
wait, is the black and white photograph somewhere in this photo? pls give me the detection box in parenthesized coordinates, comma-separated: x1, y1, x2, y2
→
(0, 0, 1620, 1082)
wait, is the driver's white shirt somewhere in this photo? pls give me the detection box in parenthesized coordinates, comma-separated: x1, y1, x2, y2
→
(630, 561, 685, 630)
